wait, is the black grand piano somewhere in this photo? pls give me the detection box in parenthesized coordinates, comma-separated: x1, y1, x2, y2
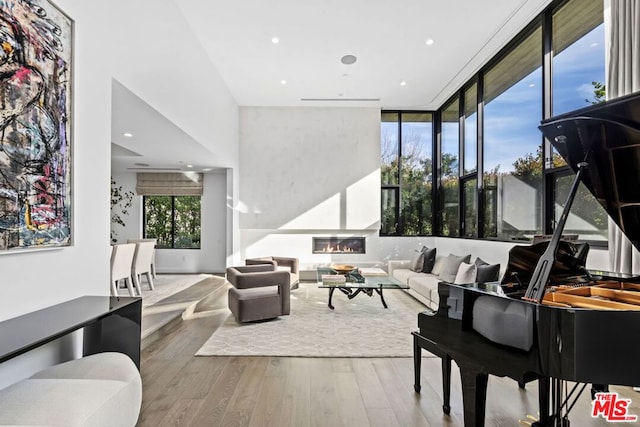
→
(413, 91, 640, 427)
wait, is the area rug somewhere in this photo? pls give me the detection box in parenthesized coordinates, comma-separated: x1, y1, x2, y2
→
(195, 282, 429, 357)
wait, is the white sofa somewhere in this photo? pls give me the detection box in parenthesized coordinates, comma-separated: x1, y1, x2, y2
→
(388, 238, 519, 310)
(388, 259, 442, 310)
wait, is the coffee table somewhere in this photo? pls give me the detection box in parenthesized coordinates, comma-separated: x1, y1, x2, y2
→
(317, 266, 409, 309)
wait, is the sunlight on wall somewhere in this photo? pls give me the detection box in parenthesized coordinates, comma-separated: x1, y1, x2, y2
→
(278, 171, 380, 230)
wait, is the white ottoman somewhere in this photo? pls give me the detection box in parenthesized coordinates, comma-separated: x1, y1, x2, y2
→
(0, 352, 141, 426)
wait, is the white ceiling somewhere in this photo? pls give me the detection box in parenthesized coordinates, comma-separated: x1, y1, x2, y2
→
(112, 0, 552, 173)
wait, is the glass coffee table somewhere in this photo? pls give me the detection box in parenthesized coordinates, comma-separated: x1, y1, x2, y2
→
(317, 266, 409, 310)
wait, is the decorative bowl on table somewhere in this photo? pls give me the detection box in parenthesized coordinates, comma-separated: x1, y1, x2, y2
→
(330, 264, 355, 275)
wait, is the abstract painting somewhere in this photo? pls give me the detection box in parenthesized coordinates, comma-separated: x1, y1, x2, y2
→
(0, 0, 72, 251)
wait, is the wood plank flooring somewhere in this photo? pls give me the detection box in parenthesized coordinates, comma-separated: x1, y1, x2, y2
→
(137, 287, 640, 426)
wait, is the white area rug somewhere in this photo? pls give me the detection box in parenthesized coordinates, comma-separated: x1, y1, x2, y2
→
(195, 282, 428, 357)
(140, 274, 214, 307)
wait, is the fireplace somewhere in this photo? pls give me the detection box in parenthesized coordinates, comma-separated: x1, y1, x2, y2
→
(312, 237, 365, 254)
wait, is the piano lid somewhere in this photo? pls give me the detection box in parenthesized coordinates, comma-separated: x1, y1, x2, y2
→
(539, 91, 640, 252)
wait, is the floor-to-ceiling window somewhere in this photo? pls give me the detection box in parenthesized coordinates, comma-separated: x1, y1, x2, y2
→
(548, 0, 607, 241)
(380, 0, 606, 244)
(462, 82, 478, 237)
(483, 25, 543, 240)
(381, 113, 400, 235)
(380, 112, 433, 235)
(440, 99, 460, 237)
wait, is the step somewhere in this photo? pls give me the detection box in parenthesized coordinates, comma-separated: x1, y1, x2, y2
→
(141, 275, 227, 350)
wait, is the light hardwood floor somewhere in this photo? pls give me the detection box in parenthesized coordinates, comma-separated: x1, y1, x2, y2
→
(137, 287, 640, 426)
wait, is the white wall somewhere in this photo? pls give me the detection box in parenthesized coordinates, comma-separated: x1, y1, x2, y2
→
(0, 0, 238, 386)
(239, 106, 381, 265)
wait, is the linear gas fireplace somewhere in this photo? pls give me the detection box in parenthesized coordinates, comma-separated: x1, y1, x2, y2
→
(312, 237, 365, 254)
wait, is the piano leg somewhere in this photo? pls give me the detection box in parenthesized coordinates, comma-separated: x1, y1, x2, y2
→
(442, 354, 452, 415)
(413, 332, 422, 393)
(591, 384, 608, 400)
(535, 376, 552, 426)
(459, 366, 488, 427)
(412, 331, 452, 415)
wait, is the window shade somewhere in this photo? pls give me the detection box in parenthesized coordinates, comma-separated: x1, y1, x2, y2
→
(136, 172, 203, 196)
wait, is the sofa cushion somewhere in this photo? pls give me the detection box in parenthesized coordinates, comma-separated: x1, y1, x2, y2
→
(392, 268, 423, 284)
(409, 250, 424, 272)
(407, 274, 441, 304)
(475, 257, 501, 284)
(421, 247, 437, 273)
(438, 254, 472, 283)
(454, 262, 477, 284)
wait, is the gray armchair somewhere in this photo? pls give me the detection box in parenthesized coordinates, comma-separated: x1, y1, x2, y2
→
(226, 264, 291, 323)
(245, 256, 299, 289)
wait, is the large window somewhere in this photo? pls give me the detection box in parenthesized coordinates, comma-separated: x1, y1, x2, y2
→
(483, 25, 543, 240)
(380, 112, 433, 235)
(552, 0, 605, 115)
(379, 0, 606, 245)
(548, 0, 607, 241)
(144, 196, 201, 249)
(440, 99, 460, 237)
(463, 83, 478, 175)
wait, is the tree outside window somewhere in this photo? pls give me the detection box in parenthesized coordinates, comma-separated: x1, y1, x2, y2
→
(144, 196, 201, 249)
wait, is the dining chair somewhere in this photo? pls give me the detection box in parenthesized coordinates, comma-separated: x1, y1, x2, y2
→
(110, 243, 137, 296)
(131, 241, 155, 294)
(128, 238, 157, 278)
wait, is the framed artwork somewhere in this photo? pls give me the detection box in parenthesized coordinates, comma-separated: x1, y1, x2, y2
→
(0, 0, 73, 251)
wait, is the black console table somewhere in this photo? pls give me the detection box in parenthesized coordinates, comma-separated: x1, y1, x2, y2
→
(0, 296, 142, 369)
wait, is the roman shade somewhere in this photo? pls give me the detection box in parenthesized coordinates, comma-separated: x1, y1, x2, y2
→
(135, 172, 203, 196)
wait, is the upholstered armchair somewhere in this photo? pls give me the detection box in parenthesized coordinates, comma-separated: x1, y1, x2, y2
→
(245, 256, 299, 289)
(226, 264, 291, 323)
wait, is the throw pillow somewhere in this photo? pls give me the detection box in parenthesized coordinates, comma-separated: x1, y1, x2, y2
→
(454, 262, 477, 284)
(409, 250, 425, 272)
(474, 257, 489, 267)
(476, 259, 501, 284)
(438, 253, 472, 283)
(431, 256, 446, 276)
(421, 247, 437, 273)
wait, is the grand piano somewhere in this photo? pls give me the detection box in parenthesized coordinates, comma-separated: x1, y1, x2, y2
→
(413, 91, 640, 427)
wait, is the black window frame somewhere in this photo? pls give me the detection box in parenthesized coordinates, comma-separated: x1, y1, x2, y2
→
(379, 0, 607, 248)
(142, 195, 202, 249)
(379, 111, 436, 236)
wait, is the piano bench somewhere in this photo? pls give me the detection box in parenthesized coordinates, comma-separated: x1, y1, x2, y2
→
(472, 295, 535, 351)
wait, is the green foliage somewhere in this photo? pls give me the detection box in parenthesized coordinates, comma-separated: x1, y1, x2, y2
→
(110, 177, 134, 244)
(586, 81, 606, 105)
(144, 196, 201, 249)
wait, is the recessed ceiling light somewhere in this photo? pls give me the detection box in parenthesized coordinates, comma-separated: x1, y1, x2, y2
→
(123, 132, 133, 138)
(400, 81, 407, 86)
(281, 79, 287, 85)
(529, 83, 535, 87)
(271, 36, 279, 44)
(425, 39, 434, 46)
(187, 164, 193, 168)
(341, 54, 357, 65)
